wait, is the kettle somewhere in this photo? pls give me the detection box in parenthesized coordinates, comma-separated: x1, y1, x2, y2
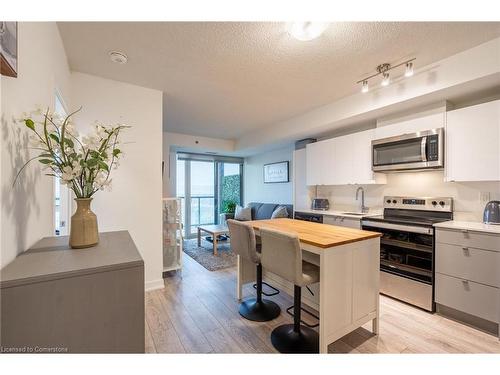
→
(483, 200, 500, 225)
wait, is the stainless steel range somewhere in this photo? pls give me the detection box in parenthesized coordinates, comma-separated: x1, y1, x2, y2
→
(361, 196, 453, 312)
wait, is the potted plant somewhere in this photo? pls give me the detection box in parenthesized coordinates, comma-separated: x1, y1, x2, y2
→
(15, 108, 128, 248)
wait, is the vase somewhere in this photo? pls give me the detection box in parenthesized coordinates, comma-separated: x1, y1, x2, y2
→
(69, 198, 99, 249)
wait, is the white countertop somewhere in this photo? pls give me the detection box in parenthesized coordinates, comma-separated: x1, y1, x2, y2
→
(434, 220, 500, 234)
(294, 208, 382, 219)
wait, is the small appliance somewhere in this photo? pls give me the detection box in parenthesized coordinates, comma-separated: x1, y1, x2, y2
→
(372, 128, 444, 172)
(483, 200, 500, 224)
(311, 198, 329, 211)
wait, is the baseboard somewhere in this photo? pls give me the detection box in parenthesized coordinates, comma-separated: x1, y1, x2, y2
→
(145, 278, 165, 292)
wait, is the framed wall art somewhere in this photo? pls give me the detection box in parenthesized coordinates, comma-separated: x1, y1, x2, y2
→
(1, 22, 18, 78)
(263, 161, 289, 183)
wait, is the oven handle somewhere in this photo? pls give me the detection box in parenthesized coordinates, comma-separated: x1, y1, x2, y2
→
(421, 136, 427, 162)
(362, 220, 433, 235)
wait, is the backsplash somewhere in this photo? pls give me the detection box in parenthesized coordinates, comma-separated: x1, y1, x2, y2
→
(316, 171, 500, 221)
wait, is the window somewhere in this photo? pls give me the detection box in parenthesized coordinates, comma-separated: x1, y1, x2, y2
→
(176, 153, 243, 238)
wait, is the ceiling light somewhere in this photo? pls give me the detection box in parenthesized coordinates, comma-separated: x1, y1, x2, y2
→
(381, 72, 390, 86)
(356, 58, 415, 92)
(109, 51, 128, 64)
(404, 61, 414, 77)
(361, 80, 369, 93)
(287, 22, 329, 41)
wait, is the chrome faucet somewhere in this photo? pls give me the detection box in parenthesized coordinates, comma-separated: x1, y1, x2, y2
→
(355, 187, 368, 213)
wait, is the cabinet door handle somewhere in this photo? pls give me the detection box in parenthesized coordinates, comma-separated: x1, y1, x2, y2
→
(462, 247, 470, 255)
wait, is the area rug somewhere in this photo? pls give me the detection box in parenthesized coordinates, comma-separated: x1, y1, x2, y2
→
(183, 238, 237, 271)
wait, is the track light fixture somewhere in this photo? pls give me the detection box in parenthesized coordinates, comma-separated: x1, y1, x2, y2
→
(358, 58, 415, 93)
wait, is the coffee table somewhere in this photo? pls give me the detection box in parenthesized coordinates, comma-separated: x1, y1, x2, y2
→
(197, 224, 230, 256)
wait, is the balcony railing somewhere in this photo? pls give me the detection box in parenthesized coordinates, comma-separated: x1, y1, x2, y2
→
(177, 195, 215, 234)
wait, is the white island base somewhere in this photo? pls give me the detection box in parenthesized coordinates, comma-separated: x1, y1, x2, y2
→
(237, 237, 380, 354)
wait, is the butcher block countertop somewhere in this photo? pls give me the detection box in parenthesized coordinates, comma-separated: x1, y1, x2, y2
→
(246, 218, 381, 249)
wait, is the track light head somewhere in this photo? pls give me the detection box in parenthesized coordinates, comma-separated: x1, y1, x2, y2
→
(381, 72, 390, 87)
(405, 61, 414, 77)
(361, 80, 369, 93)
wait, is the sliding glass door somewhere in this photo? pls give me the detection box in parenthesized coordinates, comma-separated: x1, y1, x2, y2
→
(177, 154, 243, 238)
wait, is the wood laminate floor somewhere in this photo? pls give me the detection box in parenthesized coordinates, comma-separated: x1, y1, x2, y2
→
(145, 254, 500, 354)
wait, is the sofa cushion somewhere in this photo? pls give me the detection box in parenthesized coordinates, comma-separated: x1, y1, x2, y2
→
(271, 205, 289, 219)
(247, 202, 293, 220)
(234, 205, 252, 221)
(255, 204, 279, 220)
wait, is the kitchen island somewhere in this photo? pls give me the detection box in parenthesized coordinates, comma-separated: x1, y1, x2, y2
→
(237, 218, 381, 353)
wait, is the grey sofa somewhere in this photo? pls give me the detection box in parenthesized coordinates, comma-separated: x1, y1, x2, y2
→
(220, 202, 293, 225)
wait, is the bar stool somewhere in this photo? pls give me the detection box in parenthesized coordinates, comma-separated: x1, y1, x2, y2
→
(227, 220, 281, 322)
(260, 228, 320, 353)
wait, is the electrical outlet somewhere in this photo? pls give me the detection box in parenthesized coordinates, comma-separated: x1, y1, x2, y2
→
(479, 191, 491, 203)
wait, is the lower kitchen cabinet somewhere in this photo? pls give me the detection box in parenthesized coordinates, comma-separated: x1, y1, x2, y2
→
(435, 227, 500, 335)
(323, 215, 361, 229)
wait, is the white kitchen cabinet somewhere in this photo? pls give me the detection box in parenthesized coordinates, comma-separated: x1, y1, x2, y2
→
(445, 100, 500, 182)
(306, 138, 334, 185)
(332, 133, 352, 185)
(374, 112, 445, 140)
(293, 149, 314, 210)
(350, 129, 386, 185)
(323, 215, 361, 229)
(306, 129, 386, 186)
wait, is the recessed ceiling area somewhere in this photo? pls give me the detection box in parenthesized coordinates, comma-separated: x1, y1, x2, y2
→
(58, 22, 500, 140)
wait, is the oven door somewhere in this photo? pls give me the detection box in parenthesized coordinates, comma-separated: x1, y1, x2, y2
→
(362, 222, 435, 311)
(372, 128, 443, 172)
(362, 223, 434, 284)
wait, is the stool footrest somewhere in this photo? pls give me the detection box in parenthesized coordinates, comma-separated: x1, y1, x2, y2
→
(253, 282, 280, 297)
(286, 305, 319, 328)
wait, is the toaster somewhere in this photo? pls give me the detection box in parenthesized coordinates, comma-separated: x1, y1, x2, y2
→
(483, 200, 500, 225)
(312, 198, 330, 211)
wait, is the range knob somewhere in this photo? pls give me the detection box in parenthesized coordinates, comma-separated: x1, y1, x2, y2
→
(439, 201, 446, 207)
(431, 201, 437, 206)
(392, 199, 397, 204)
(386, 199, 391, 204)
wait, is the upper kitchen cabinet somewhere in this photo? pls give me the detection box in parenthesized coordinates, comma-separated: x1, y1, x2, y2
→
(374, 112, 445, 140)
(445, 100, 500, 182)
(306, 138, 335, 185)
(306, 129, 386, 186)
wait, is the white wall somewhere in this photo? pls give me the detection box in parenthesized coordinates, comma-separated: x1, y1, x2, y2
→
(316, 171, 500, 221)
(162, 131, 235, 197)
(71, 72, 163, 290)
(243, 145, 294, 205)
(1, 22, 71, 268)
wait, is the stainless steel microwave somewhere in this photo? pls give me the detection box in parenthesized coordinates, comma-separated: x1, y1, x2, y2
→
(372, 128, 444, 172)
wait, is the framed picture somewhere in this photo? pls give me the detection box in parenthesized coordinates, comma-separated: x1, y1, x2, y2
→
(263, 161, 289, 183)
(1, 22, 18, 78)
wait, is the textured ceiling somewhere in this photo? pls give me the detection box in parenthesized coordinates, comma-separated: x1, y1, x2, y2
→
(58, 22, 500, 139)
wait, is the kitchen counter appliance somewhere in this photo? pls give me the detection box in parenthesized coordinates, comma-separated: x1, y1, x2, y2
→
(372, 128, 444, 172)
(361, 196, 453, 311)
(311, 198, 330, 211)
(483, 200, 500, 224)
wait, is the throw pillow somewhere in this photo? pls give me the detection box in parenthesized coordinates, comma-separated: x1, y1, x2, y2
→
(271, 205, 288, 219)
(234, 205, 252, 221)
